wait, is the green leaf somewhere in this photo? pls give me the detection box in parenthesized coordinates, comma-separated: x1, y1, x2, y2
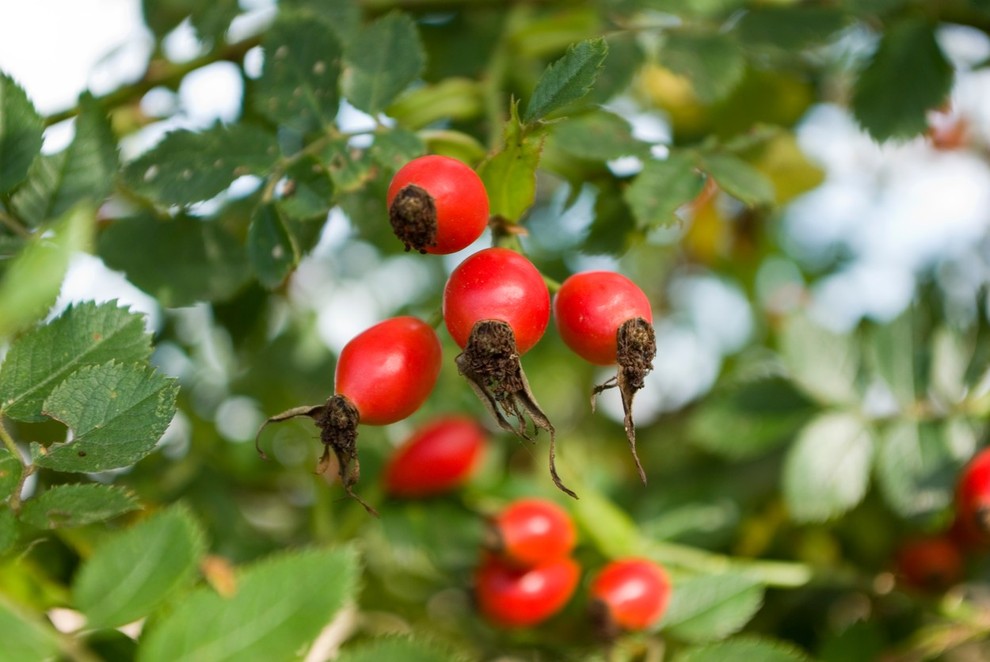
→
(123, 124, 278, 206)
(549, 110, 649, 161)
(0, 71, 44, 194)
(279, 0, 361, 45)
(0, 597, 60, 661)
(74, 505, 206, 629)
(248, 204, 299, 289)
(660, 31, 745, 104)
(930, 326, 972, 406)
(624, 154, 706, 230)
(783, 412, 874, 522)
(852, 19, 953, 141)
(688, 377, 814, 459)
(275, 157, 335, 222)
(523, 37, 608, 123)
(255, 14, 343, 133)
(386, 78, 483, 130)
(735, 7, 849, 53)
(478, 104, 547, 222)
(140, 0, 239, 43)
(325, 139, 375, 193)
(866, 311, 919, 408)
(0, 507, 17, 555)
(699, 153, 775, 207)
(0, 202, 95, 342)
(11, 95, 117, 226)
(676, 635, 811, 662)
(98, 213, 251, 307)
(877, 420, 975, 519)
(33, 362, 179, 472)
(335, 636, 462, 662)
(779, 315, 860, 406)
(344, 12, 425, 115)
(662, 572, 764, 642)
(0, 301, 151, 422)
(137, 547, 360, 662)
(573, 488, 644, 559)
(368, 128, 426, 172)
(0, 449, 22, 500)
(19, 484, 140, 529)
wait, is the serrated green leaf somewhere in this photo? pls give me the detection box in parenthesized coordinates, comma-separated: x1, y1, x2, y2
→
(11, 95, 117, 226)
(549, 110, 649, 161)
(0, 71, 43, 194)
(369, 128, 426, 172)
(344, 12, 425, 115)
(523, 37, 608, 123)
(123, 124, 278, 206)
(0, 301, 150, 422)
(325, 140, 375, 193)
(0, 508, 18, 555)
(779, 315, 859, 406)
(248, 204, 299, 289)
(0, 449, 22, 500)
(867, 311, 919, 408)
(735, 7, 849, 53)
(137, 547, 359, 662)
(279, 0, 361, 45)
(662, 573, 764, 642)
(19, 484, 140, 529)
(0, 202, 95, 342)
(573, 488, 644, 559)
(276, 157, 335, 222)
(140, 0, 239, 43)
(98, 213, 251, 307)
(478, 104, 546, 221)
(33, 362, 178, 472)
(930, 326, 972, 406)
(624, 154, 705, 230)
(255, 14, 342, 133)
(699, 152, 775, 207)
(852, 19, 953, 141)
(0, 596, 60, 661)
(335, 636, 462, 662)
(676, 635, 811, 662)
(877, 419, 975, 519)
(661, 31, 745, 104)
(783, 412, 874, 522)
(74, 505, 205, 629)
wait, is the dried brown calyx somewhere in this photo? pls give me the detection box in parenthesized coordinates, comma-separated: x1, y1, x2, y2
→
(455, 319, 576, 499)
(592, 317, 657, 484)
(254, 394, 378, 516)
(389, 184, 437, 253)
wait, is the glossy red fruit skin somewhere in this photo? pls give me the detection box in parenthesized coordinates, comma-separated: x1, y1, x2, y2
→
(475, 554, 580, 628)
(895, 536, 964, 591)
(553, 271, 653, 366)
(387, 155, 490, 254)
(443, 247, 550, 353)
(957, 447, 990, 544)
(590, 558, 671, 632)
(334, 317, 442, 426)
(491, 499, 576, 567)
(384, 416, 486, 497)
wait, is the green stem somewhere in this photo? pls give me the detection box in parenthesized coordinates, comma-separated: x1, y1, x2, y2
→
(44, 35, 262, 127)
(0, 420, 33, 513)
(0, 209, 30, 238)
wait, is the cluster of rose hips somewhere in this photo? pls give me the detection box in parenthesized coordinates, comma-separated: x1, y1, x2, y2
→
(894, 446, 990, 591)
(477, 498, 671, 637)
(256, 154, 657, 512)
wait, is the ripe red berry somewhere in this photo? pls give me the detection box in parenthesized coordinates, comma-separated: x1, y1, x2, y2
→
(590, 558, 671, 634)
(443, 247, 550, 354)
(957, 446, 990, 545)
(553, 271, 653, 366)
(387, 154, 489, 254)
(384, 416, 486, 497)
(895, 536, 964, 591)
(475, 554, 580, 628)
(553, 271, 656, 484)
(488, 498, 576, 567)
(335, 316, 443, 425)
(256, 316, 442, 514)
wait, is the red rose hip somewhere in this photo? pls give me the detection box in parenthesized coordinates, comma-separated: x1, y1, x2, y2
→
(489, 498, 576, 567)
(384, 416, 486, 497)
(387, 154, 489, 254)
(957, 446, 990, 544)
(475, 554, 580, 628)
(590, 558, 671, 635)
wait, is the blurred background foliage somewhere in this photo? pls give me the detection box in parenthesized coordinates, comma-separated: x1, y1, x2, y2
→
(1, 0, 990, 659)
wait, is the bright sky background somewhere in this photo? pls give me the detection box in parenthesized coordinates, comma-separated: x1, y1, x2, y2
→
(2, 1, 990, 423)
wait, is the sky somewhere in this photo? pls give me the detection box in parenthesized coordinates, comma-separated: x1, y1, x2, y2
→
(2, 1, 990, 422)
